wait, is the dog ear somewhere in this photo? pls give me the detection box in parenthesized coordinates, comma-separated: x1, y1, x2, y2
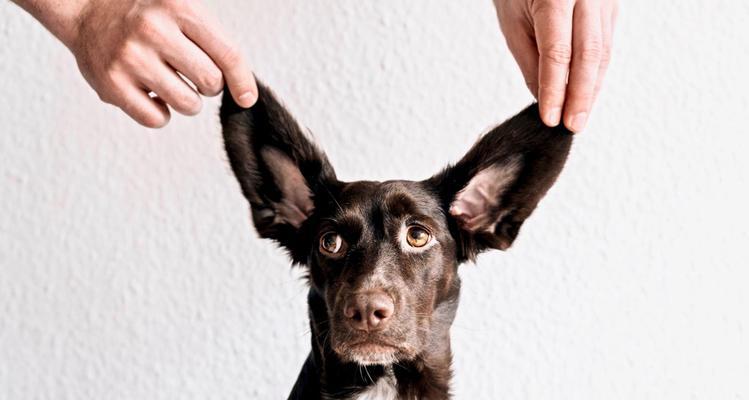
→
(220, 81, 337, 256)
(427, 104, 573, 260)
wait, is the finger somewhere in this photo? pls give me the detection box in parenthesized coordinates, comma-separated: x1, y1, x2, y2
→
(115, 83, 171, 128)
(504, 29, 540, 98)
(137, 61, 202, 116)
(162, 34, 224, 97)
(178, 11, 257, 108)
(562, 0, 603, 133)
(533, 1, 574, 127)
(592, 5, 615, 101)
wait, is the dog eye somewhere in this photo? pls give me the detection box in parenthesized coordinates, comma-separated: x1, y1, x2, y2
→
(319, 232, 345, 255)
(406, 226, 431, 248)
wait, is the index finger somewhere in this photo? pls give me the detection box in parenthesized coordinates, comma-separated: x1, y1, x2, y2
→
(532, 2, 574, 127)
(178, 9, 258, 108)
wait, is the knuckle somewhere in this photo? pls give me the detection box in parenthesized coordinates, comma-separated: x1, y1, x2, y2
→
(200, 69, 224, 95)
(600, 47, 613, 65)
(112, 42, 139, 65)
(131, 11, 163, 42)
(119, 97, 169, 128)
(177, 92, 202, 115)
(577, 43, 603, 63)
(157, 0, 191, 21)
(160, 0, 180, 8)
(538, 84, 566, 98)
(532, 0, 567, 17)
(541, 43, 572, 65)
(115, 48, 138, 71)
(161, 0, 190, 12)
(131, 11, 152, 31)
(593, 81, 603, 97)
(219, 46, 241, 66)
(569, 90, 595, 105)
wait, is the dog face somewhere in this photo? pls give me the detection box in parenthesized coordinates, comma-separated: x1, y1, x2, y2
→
(220, 83, 572, 366)
(304, 179, 461, 365)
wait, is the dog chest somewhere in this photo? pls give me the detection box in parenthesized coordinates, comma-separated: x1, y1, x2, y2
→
(349, 373, 398, 400)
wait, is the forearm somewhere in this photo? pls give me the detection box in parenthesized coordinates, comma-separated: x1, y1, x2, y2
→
(10, 0, 90, 47)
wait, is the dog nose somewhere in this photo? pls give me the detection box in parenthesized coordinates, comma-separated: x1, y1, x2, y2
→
(344, 291, 395, 332)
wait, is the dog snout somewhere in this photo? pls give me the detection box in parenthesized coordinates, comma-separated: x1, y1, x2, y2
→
(343, 291, 395, 332)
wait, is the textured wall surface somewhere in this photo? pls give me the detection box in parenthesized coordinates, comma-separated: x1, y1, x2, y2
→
(2, 1, 749, 399)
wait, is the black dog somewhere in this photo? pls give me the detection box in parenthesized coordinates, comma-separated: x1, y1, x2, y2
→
(220, 82, 572, 399)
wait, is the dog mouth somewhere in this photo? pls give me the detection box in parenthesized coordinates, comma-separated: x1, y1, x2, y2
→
(335, 339, 408, 366)
(347, 341, 399, 366)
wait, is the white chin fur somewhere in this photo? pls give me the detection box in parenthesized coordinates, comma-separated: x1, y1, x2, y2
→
(350, 349, 398, 366)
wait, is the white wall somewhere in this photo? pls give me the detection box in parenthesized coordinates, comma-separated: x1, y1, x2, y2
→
(2, 1, 748, 399)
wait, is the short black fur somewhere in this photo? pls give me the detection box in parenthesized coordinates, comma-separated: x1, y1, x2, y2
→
(220, 81, 573, 399)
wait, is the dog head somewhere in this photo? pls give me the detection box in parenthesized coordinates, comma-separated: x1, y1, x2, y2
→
(220, 82, 572, 366)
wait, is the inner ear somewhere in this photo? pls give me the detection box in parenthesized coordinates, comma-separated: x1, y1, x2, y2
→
(448, 158, 521, 235)
(260, 147, 314, 228)
(427, 103, 573, 258)
(221, 80, 338, 262)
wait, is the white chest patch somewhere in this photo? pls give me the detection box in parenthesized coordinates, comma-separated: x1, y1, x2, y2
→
(351, 374, 398, 400)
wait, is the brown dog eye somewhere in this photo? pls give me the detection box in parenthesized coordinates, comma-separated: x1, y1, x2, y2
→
(319, 232, 344, 255)
(406, 226, 431, 248)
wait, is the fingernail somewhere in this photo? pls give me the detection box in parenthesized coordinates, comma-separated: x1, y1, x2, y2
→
(238, 91, 257, 107)
(568, 112, 588, 133)
(545, 107, 562, 127)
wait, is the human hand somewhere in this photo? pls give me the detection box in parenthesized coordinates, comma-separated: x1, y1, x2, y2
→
(494, 0, 618, 132)
(16, 0, 257, 128)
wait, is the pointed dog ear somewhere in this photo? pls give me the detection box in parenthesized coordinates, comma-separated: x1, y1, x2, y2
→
(220, 81, 337, 257)
(427, 104, 573, 260)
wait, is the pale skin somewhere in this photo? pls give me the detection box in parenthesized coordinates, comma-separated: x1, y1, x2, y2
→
(12, 0, 616, 132)
(11, 0, 258, 128)
(494, 0, 619, 132)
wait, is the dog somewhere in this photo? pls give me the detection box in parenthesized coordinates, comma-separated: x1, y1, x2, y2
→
(220, 82, 572, 399)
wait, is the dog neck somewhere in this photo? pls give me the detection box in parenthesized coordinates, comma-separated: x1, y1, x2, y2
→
(287, 290, 455, 400)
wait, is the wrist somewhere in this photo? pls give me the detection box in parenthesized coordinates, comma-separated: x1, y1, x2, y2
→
(10, 0, 91, 49)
